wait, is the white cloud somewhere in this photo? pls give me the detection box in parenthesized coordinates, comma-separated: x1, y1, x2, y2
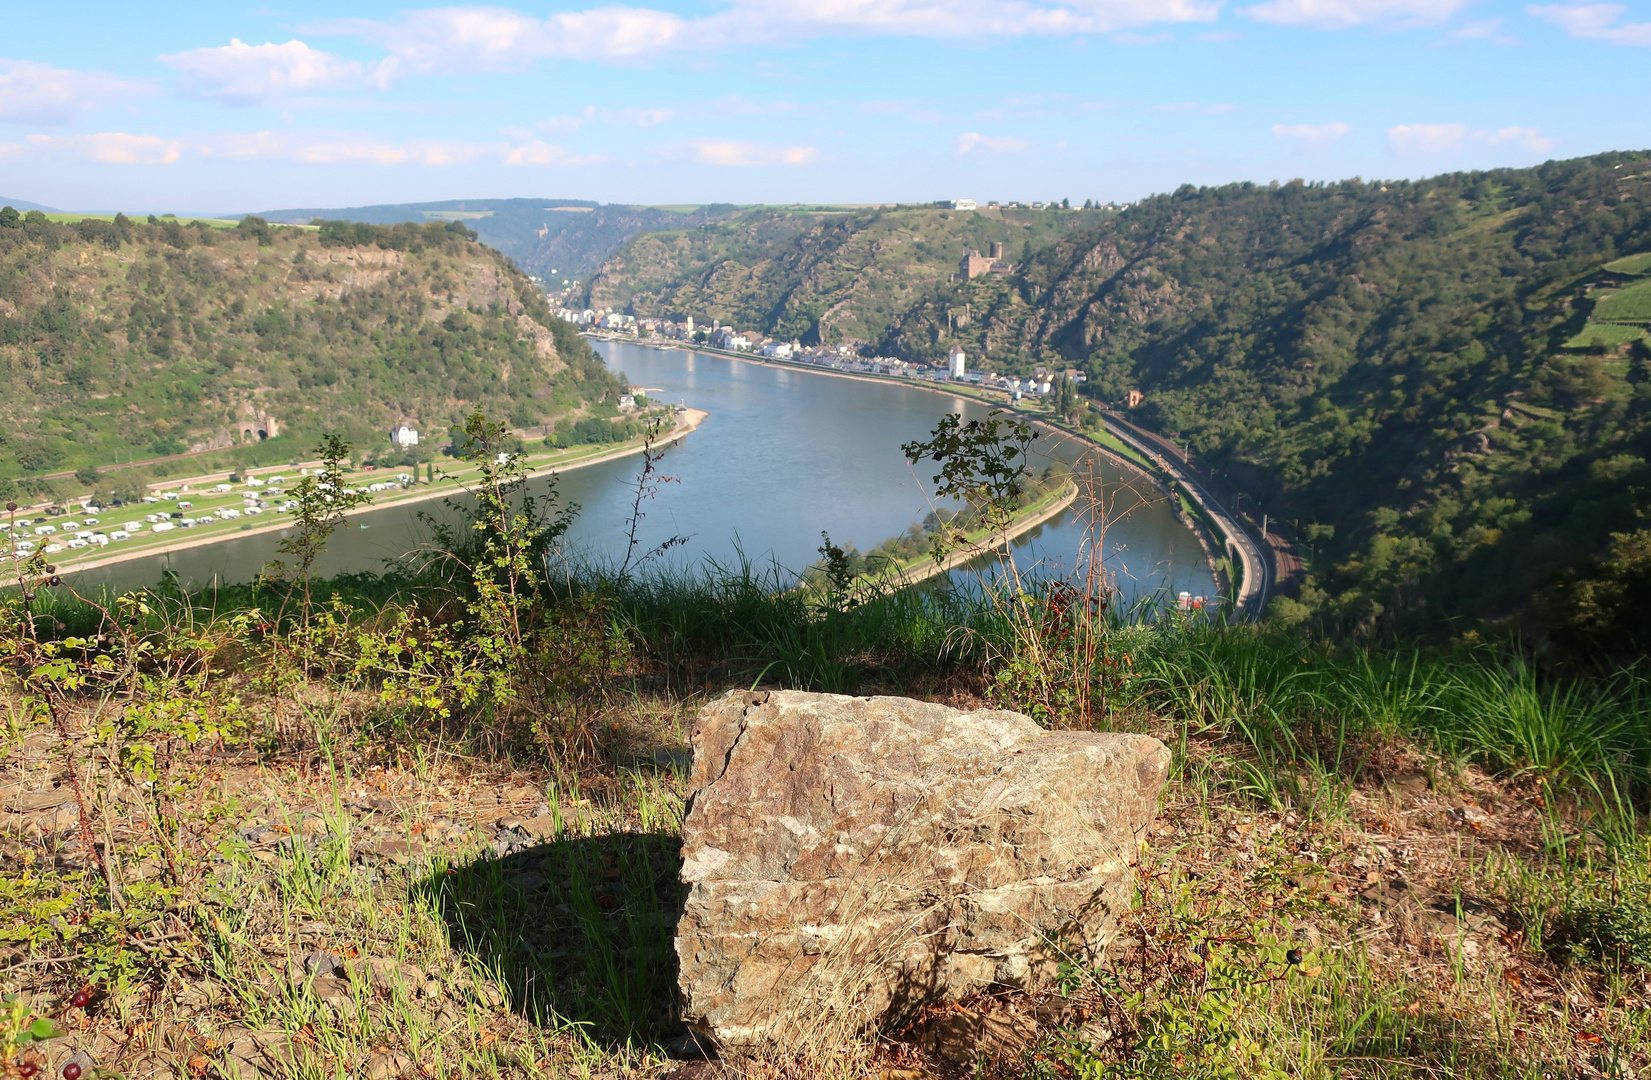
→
(0, 128, 605, 168)
(956, 131, 1032, 153)
(324, 0, 1219, 72)
(202, 131, 488, 165)
(1528, 3, 1651, 44)
(1387, 122, 1468, 153)
(1483, 125, 1555, 152)
(1, 132, 182, 164)
(1273, 121, 1351, 144)
(1239, 0, 1468, 27)
(1451, 17, 1516, 40)
(335, 6, 692, 71)
(160, 39, 395, 105)
(1386, 123, 1555, 155)
(1155, 101, 1239, 114)
(675, 139, 818, 165)
(0, 60, 154, 126)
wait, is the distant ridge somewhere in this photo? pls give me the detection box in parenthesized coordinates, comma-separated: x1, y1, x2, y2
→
(0, 196, 60, 213)
(249, 196, 740, 281)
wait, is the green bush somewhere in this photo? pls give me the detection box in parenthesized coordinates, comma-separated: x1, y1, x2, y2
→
(1559, 892, 1651, 970)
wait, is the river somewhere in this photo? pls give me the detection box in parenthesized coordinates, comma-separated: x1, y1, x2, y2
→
(67, 342, 1216, 604)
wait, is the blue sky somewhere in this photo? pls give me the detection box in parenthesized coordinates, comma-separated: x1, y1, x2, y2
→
(2, 0, 1648, 212)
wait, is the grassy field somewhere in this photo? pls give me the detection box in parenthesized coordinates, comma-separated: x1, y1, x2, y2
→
(1604, 251, 1651, 275)
(27, 410, 690, 572)
(1565, 321, 1649, 347)
(38, 212, 241, 228)
(1591, 277, 1651, 322)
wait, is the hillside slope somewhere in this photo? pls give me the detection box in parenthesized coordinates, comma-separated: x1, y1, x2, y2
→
(0, 211, 625, 491)
(888, 153, 1651, 650)
(584, 205, 1100, 345)
(254, 198, 742, 281)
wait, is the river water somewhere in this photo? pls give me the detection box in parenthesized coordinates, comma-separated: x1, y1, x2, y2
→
(68, 342, 1215, 603)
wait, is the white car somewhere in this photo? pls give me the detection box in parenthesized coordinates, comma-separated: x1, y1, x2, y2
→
(162, 492, 178, 501)
(66, 538, 88, 549)
(213, 483, 233, 493)
(152, 522, 176, 533)
(122, 522, 144, 532)
(61, 520, 79, 529)
(90, 534, 109, 546)
(43, 543, 63, 553)
(244, 506, 264, 515)
(33, 525, 56, 535)
(74, 531, 93, 540)
(247, 477, 264, 487)
(110, 530, 129, 541)
(176, 502, 191, 511)
(144, 514, 161, 524)
(218, 508, 240, 519)
(82, 517, 99, 525)
(142, 495, 160, 503)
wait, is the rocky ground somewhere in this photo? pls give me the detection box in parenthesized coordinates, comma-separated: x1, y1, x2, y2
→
(1, 690, 1644, 1080)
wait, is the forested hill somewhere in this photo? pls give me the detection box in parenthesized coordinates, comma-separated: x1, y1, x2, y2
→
(253, 198, 743, 282)
(583, 204, 1101, 345)
(892, 151, 1651, 653)
(0, 211, 625, 492)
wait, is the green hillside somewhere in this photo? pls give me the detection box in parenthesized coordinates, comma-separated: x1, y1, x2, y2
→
(881, 153, 1651, 652)
(252, 198, 747, 282)
(583, 204, 1102, 345)
(0, 209, 626, 500)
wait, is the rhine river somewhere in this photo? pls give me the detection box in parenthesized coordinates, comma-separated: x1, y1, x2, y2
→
(68, 342, 1216, 604)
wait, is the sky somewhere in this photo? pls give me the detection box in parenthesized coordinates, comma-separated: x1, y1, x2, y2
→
(1, 0, 1649, 212)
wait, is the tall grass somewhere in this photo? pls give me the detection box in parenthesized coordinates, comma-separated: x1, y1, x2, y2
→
(40, 552, 1651, 811)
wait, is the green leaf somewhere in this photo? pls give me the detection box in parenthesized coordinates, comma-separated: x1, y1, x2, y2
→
(26, 1016, 64, 1041)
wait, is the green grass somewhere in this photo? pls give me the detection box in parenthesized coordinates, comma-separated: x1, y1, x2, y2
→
(1592, 277, 1651, 322)
(1604, 251, 1651, 276)
(1566, 322, 1648, 348)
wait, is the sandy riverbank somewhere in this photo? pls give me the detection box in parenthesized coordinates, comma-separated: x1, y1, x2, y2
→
(59, 409, 709, 578)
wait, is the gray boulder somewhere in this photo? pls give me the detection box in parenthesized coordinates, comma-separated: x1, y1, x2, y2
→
(674, 689, 1170, 1054)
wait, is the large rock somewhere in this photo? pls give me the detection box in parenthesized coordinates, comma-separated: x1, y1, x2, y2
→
(674, 689, 1170, 1054)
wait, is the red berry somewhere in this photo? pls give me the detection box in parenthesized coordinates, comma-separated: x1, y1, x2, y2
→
(69, 988, 91, 1008)
(596, 893, 618, 910)
(63, 1064, 83, 1080)
(19, 1063, 39, 1078)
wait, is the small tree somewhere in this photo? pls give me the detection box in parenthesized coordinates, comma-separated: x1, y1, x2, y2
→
(902, 410, 1040, 561)
(265, 434, 369, 624)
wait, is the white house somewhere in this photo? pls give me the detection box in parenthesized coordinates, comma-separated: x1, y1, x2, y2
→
(949, 349, 967, 379)
(390, 423, 419, 448)
(761, 342, 793, 360)
(617, 394, 636, 409)
(950, 199, 978, 211)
